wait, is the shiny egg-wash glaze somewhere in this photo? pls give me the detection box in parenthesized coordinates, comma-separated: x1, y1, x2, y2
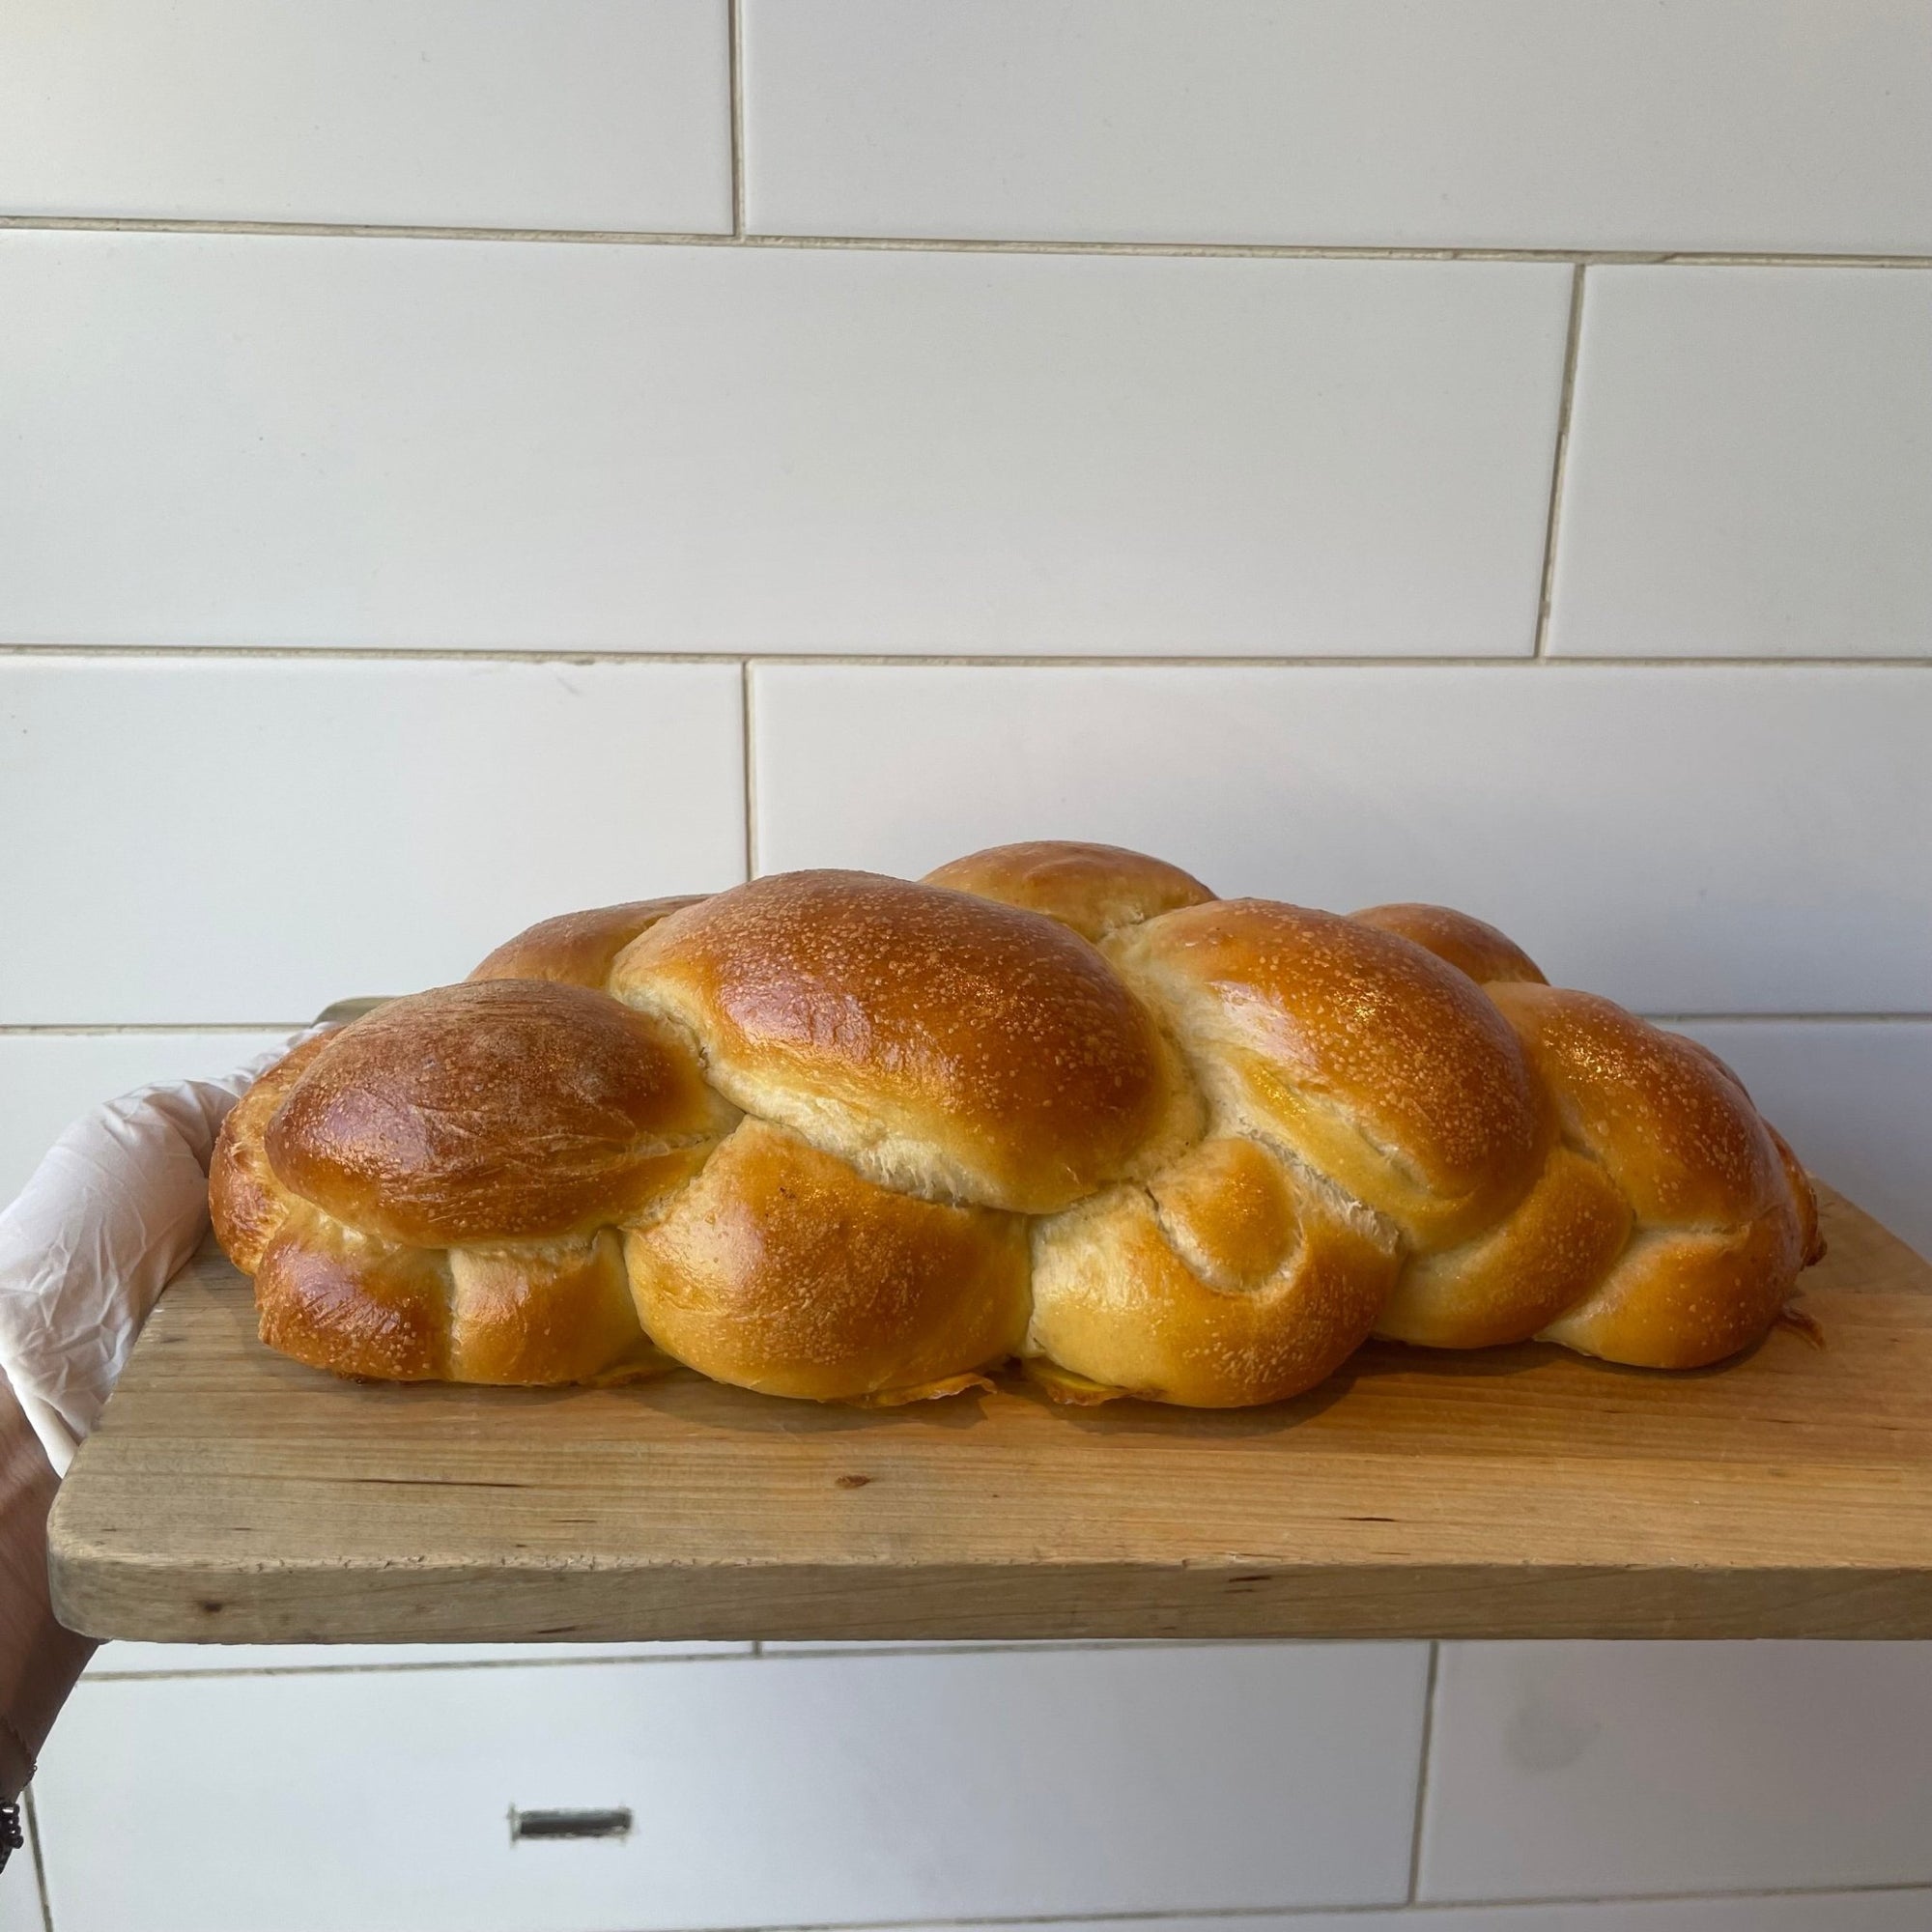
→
(211, 842, 1823, 1408)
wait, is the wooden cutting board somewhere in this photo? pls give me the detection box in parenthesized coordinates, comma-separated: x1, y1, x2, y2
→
(48, 1183, 1932, 1644)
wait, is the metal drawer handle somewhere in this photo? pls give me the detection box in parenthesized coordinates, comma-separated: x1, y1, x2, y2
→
(509, 1806, 633, 1844)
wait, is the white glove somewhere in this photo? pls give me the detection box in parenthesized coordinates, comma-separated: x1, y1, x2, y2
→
(0, 1042, 300, 1475)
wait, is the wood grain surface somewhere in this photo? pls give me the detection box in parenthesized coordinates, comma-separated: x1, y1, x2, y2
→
(48, 1185, 1932, 1644)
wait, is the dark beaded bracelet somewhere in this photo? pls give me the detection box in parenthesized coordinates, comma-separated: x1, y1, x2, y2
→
(0, 1711, 34, 1873)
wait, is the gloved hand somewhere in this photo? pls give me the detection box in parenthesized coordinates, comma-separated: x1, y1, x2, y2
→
(0, 1037, 307, 1808)
(0, 1047, 298, 1475)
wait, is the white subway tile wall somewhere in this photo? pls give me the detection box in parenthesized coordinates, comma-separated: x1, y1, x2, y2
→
(806, 1907, 1932, 1932)
(1550, 268, 1932, 658)
(0, 658, 746, 1023)
(0, 237, 1570, 654)
(751, 663, 1932, 1018)
(0, 1845, 42, 1932)
(6, 1, 1931, 1924)
(34, 1646, 1429, 1931)
(743, 1, 1932, 252)
(1420, 1643, 1932, 1900)
(1672, 1023, 1932, 1259)
(0, 1035, 292, 1208)
(0, 1, 732, 232)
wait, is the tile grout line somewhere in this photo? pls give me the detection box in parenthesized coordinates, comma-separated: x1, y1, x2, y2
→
(603, 1877, 1932, 1927)
(478, 1875, 1932, 1926)
(741, 658, 759, 880)
(727, 0, 746, 239)
(1404, 1641, 1440, 1902)
(7, 645, 1932, 670)
(1647, 1011, 1932, 1026)
(4, 213, 1932, 268)
(1531, 265, 1587, 660)
(0, 1023, 310, 1037)
(107, 1875, 1909, 1930)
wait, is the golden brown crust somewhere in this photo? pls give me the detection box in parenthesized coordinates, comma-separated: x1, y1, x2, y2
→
(1488, 984, 1805, 1366)
(468, 895, 706, 990)
(265, 980, 730, 1246)
(1539, 1209, 1803, 1370)
(1377, 1146, 1633, 1350)
(1676, 1036, 1826, 1268)
(625, 1119, 1030, 1402)
(1148, 1135, 1300, 1292)
(448, 1229, 666, 1385)
(255, 1209, 452, 1382)
(1768, 1122, 1826, 1268)
(1491, 985, 1790, 1229)
(612, 870, 1172, 1213)
(1349, 902, 1548, 987)
(1029, 1138, 1400, 1406)
(213, 858, 1829, 1402)
(209, 1031, 339, 1272)
(1115, 900, 1543, 1247)
(923, 840, 1215, 942)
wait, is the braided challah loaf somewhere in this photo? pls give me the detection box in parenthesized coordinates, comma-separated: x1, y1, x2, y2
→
(211, 843, 1824, 1408)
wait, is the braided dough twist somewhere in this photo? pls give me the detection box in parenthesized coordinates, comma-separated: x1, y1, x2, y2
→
(212, 844, 1823, 1407)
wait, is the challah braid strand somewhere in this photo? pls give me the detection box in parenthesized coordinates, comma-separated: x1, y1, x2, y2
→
(940, 845, 1820, 1397)
(210, 841, 1822, 1409)
(1352, 899, 1824, 1364)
